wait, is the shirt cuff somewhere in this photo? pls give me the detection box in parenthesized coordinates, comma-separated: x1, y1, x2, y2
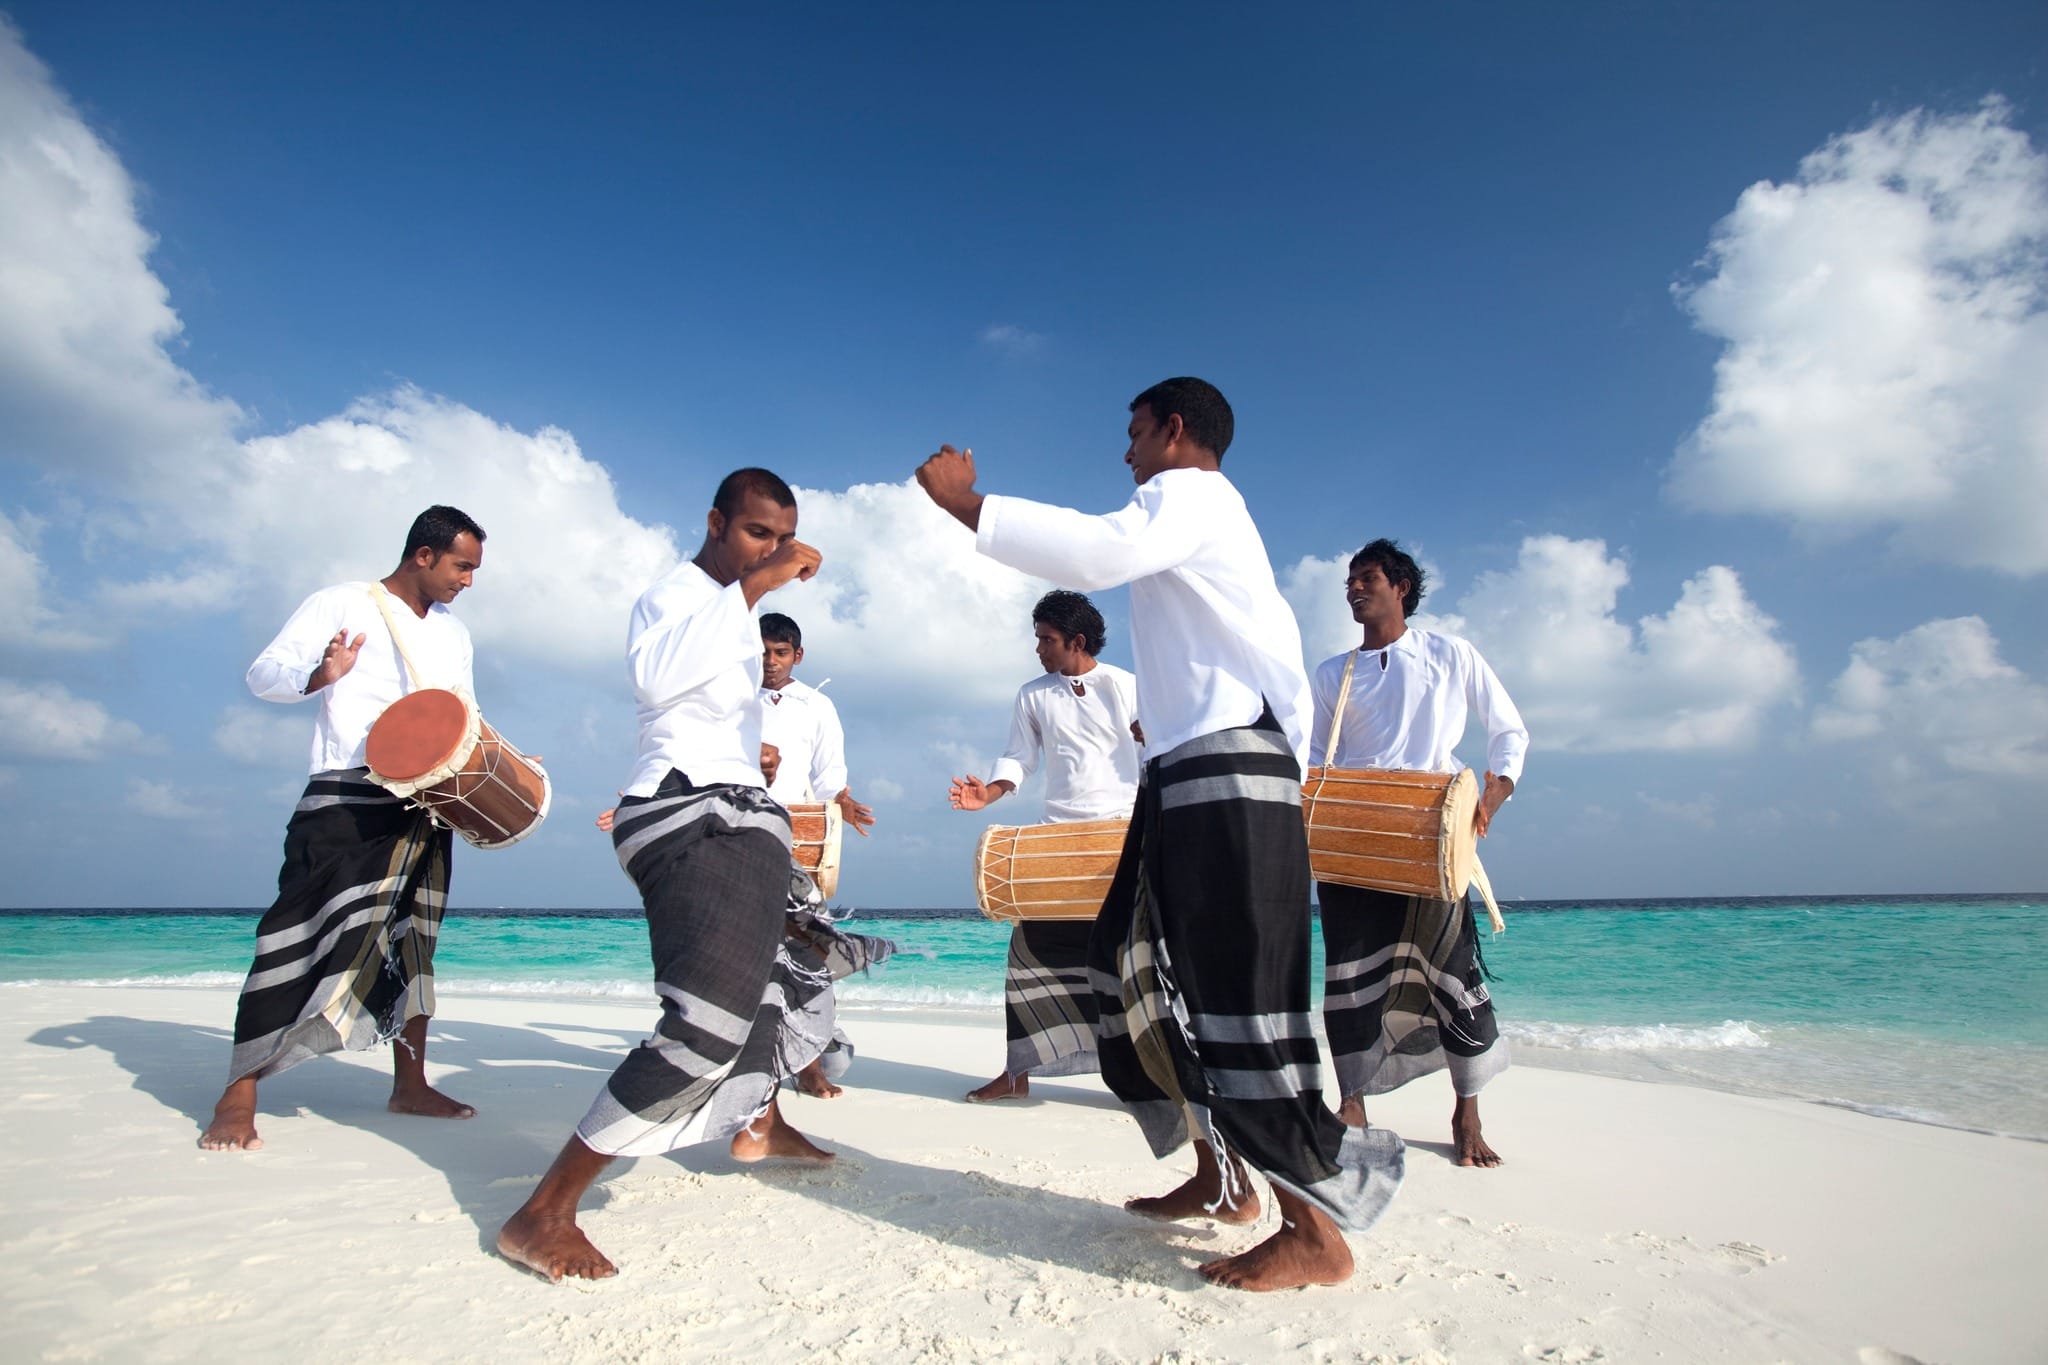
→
(987, 757, 1026, 789)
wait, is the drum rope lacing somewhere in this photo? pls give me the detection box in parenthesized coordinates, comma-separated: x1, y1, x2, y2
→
(1309, 647, 1505, 934)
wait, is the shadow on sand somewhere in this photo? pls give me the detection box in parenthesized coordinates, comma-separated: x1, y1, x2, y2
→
(28, 1010, 1209, 1285)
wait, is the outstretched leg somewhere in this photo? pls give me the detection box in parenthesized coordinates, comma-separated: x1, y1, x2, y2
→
(497, 1137, 618, 1282)
(965, 1071, 1029, 1103)
(388, 1014, 476, 1119)
(729, 1096, 835, 1165)
(1125, 1139, 1262, 1226)
(1199, 1182, 1354, 1291)
(199, 1076, 263, 1151)
(1451, 1092, 1501, 1167)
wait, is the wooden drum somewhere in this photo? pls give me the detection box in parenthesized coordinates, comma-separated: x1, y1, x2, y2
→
(1301, 766, 1478, 903)
(365, 688, 552, 850)
(784, 802, 845, 899)
(974, 816, 1128, 922)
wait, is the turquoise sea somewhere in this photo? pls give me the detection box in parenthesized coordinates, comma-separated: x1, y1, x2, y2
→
(4, 896, 2043, 1139)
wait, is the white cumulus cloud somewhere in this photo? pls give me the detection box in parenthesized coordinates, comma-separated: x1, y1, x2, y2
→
(1670, 98, 2048, 574)
(213, 706, 314, 770)
(0, 677, 145, 760)
(0, 509, 102, 651)
(125, 777, 211, 821)
(1813, 616, 2048, 780)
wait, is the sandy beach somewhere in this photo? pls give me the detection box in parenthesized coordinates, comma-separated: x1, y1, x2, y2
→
(2, 984, 2042, 1364)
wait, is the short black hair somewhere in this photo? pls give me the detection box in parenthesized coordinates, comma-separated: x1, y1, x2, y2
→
(1032, 589, 1107, 657)
(1130, 377, 1234, 459)
(402, 505, 485, 561)
(713, 467, 796, 520)
(760, 612, 802, 649)
(1349, 538, 1426, 617)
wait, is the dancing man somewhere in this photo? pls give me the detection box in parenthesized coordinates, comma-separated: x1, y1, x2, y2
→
(200, 506, 487, 1151)
(1311, 538, 1527, 1167)
(949, 589, 1138, 1103)
(916, 378, 1403, 1292)
(498, 468, 838, 1283)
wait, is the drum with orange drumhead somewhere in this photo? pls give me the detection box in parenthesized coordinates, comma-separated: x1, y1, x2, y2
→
(364, 688, 552, 849)
(784, 801, 844, 899)
(974, 816, 1128, 922)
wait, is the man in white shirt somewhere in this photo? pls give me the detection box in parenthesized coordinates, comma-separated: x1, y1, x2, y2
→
(1310, 538, 1528, 1168)
(498, 468, 837, 1285)
(200, 506, 486, 1152)
(757, 610, 884, 1100)
(947, 589, 1139, 1102)
(758, 612, 875, 831)
(917, 378, 1403, 1293)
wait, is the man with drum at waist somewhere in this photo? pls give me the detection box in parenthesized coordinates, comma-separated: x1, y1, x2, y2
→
(199, 505, 486, 1152)
(947, 589, 1139, 1103)
(1310, 538, 1528, 1168)
(917, 378, 1404, 1293)
(498, 467, 838, 1284)
(757, 611, 886, 1099)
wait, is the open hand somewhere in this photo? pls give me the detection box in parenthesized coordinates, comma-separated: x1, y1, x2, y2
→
(833, 787, 877, 836)
(949, 775, 996, 811)
(304, 630, 367, 693)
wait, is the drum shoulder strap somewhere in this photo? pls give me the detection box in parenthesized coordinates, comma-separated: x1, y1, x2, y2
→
(1323, 648, 1359, 767)
(367, 583, 428, 692)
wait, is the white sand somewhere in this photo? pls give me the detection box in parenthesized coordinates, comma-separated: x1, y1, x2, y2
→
(2, 985, 2042, 1364)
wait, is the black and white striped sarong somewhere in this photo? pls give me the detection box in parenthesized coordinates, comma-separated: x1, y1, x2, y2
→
(226, 768, 451, 1084)
(782, 861, 898, 1083)
(1003, 920, 1099, 1079)
(577, 773, 833, 1157)
(1320, 883, 1508, 1099)
(1089, 712, 1404, 1231)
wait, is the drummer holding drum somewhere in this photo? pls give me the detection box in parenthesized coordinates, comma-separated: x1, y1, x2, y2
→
(947, 589, 1139, 1104)
(1310, 538, 1528, 1168)
(200, 506, 489, 1152)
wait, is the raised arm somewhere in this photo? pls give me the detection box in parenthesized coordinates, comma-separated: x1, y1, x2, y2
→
(247, 591, 354, 702)
(626, 578, 761, 711)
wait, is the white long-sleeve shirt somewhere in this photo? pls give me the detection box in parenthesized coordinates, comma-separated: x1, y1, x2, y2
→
(759, 678, 848, 805)
(246, 581, 476, 775)
(622, 561, 765, 797)
(975, 468, 1314, 767)
(1308, 629, 1528, 784)
(987, 662, 1140, 823)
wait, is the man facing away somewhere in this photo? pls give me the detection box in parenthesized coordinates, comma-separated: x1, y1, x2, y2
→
(497, 468, 839, 1283)
(916, 377, 1403, 1292)
(948, 589, 1139, 1103)
(200, 506, 487, 1151)
(1311, 538, 1527, 1167)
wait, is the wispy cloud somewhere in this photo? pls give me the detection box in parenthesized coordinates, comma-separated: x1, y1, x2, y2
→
(978, 323, 1047, 358)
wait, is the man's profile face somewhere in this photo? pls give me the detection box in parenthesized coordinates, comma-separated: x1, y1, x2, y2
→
(706, 493, 798, 582)
(1123, 404, 1173, 484)
(761, 639, 802, 690)
(1033, 622, 1087, 676)
(419, 532, 483, 604)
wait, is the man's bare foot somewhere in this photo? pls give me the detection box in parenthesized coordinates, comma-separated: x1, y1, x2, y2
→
(389, 1081, 476, 1119)
(1125, 1140, 1261, 1224)
(1198, 1191, 1354, 1291)
(795, 1058, 843, 1099)
(730, 1099, 835, 1165)
(496, 1208, 617, 1283)
(1451, 1093, 1501, 1167)
(1336, 1095, 1367, 1128)
(198, 1078, 263, 1151)
(965, 1071, 1028, 1103)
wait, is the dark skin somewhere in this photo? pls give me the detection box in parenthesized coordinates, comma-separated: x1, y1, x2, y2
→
(198, 533, 487, 1153)
(760, 638, 877, 835)
(956, 623, 1140, 1103)
(916, 406, 1357, 1291)
(1339, 561, 1507, 1167)
(496, 493, 834, 1284)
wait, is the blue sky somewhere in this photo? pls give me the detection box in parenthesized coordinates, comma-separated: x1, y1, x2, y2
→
(1, 2, 2044, 908)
